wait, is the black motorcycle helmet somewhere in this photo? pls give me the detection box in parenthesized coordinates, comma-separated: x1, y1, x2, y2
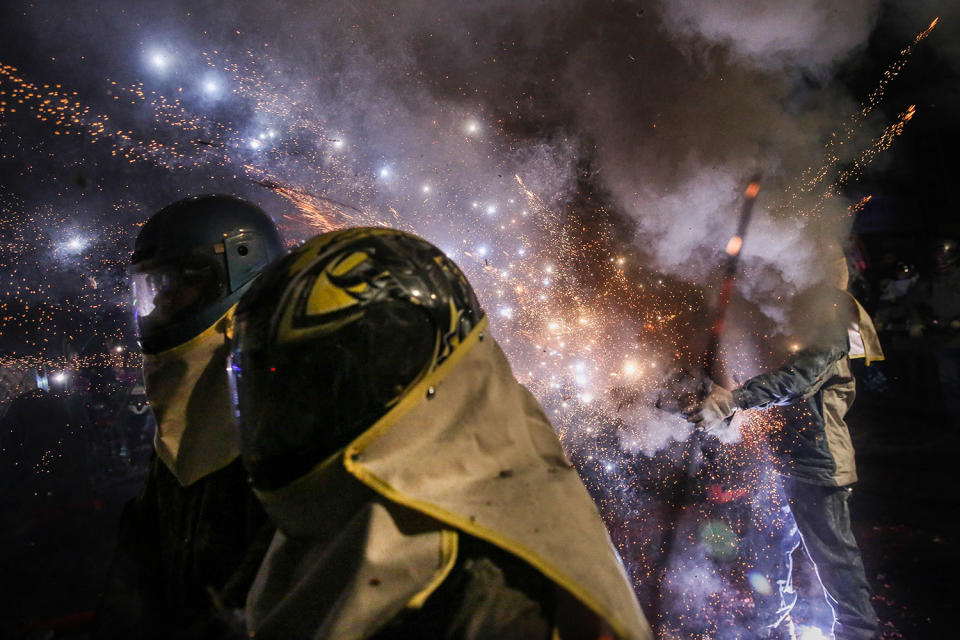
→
(229, 227, 485, 490)
(130, 195, 284, 354)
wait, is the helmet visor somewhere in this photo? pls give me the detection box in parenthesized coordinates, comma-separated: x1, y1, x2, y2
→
(131, 255, 227, 342)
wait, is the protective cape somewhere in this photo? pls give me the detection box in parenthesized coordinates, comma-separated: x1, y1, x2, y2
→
(143, 307, 239, 487)
(248, 318, 652, 640)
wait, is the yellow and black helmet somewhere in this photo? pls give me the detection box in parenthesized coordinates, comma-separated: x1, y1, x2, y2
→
(229, 227, 485, 490)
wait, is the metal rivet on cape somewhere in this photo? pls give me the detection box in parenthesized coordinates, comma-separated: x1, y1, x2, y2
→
(426, 386, 436, 399)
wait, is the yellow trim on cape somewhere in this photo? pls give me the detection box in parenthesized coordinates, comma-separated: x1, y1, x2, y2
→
(406, 530, 459, 610)
(342, 317, 631, 640)
(149, 303, 237, 358)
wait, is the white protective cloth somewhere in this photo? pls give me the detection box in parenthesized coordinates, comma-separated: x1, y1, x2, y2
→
(248, 318, 652, 640)
(142, 307, 239, 486)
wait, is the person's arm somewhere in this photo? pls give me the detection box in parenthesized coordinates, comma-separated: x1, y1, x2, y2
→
(733, 344, 846, 410)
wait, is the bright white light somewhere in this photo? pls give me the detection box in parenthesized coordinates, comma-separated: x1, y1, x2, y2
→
(411, 289, 421, 297)
(465, 120, 480, 134)
(486, 204, 497, 215)
(62, 236, 88, 253)
(248, 139, 262, 150)
(114, 346, 124, 353)
(544, 265, 554, 274)
(422, 184, 431, 193)
(623, 361, 637, 375)
(547, 321, 560, 332)
(471, 201, 479, 209)
(267, 129, 277, 139)
(581, 393, 595, 404)
(477, 245, 489, 257)
(332, 137, 345, 150)
(797, 626, 830, 640)
(378, 167, 391, 179)
(150, 52, 167, 70)
(203, 78, 220, 94)
(541, 278, 551, 287)
(518, 247, 526, 256)
(52, 372, 67, 384)
(498, 307, 513, 320)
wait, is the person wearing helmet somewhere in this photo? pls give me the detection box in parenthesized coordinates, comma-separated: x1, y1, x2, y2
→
(906, 238, 960, 418)
(95, 195, 285, 639)
(683, 251, 882, 640)
(228, 228, 652, 640)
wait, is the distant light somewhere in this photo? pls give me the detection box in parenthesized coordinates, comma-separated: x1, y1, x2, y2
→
(248, 139, 262, 150)
(498, 306, 513, 319)
(62, 236, 88, 253)
(518, 247, 526, 256)
(202, 77, 221, 95)
(114, 345, 124, 353)
(332, 136, 345, 150)
(547, 321, 560, 332)
(477, 245, 489, 257)
(378, 167, 391, 179)
(267, 129, 277, 139)
(623, 361, 637, 375)
(52, 372, 67, 384)
(486, 204, 497, 216)
(422, 184, 431, 193)
(149, 52, 168, 70)
(465, 120, 480, 134)
(582, 393, 595, 404)
(411, 289, 421, 297)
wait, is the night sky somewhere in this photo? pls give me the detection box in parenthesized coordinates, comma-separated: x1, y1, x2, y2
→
(1, 1, 957, 637)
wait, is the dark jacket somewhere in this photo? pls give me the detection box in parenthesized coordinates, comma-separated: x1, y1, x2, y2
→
(732, 343, 858, 486)
(94, 455, 274, 639)
(731, 291, 883, 486)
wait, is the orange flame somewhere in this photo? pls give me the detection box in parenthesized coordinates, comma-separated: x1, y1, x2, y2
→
(725, 235, 743, 256)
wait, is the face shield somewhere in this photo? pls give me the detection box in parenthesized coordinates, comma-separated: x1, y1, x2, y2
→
(130, 253, 228, 347)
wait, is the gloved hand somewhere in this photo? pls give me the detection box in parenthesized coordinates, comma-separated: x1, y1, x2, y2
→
(683, 384, 737, 434)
